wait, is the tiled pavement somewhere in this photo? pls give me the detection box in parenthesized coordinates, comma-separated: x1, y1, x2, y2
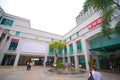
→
(0, 66, 120, 80)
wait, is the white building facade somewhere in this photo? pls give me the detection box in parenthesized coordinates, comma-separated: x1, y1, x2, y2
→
(0, 1, 120, 70)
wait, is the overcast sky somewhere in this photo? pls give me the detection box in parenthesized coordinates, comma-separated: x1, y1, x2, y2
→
(0, 0, 85, 35)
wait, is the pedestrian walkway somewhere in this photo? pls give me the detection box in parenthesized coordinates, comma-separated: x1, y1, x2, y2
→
(0, 66, 120, 80)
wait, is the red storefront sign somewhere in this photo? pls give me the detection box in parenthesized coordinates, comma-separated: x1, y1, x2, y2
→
(88, 17, 102, 30)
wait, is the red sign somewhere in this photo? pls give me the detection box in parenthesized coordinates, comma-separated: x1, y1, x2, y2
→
(88, 17, 102, 30)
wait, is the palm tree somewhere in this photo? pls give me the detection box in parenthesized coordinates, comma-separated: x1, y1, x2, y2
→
(49, 40, 66, 63)
(83, 0, 120, 39)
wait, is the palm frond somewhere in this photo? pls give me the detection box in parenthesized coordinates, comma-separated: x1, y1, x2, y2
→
(83, 0, 93, 12)
(115, 20, 120, 34)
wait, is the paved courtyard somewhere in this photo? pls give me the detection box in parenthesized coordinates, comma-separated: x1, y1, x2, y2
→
(0, 66, 120, 80)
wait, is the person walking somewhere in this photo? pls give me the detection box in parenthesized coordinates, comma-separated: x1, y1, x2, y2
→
(26, 61, 31, 70)
(88, 65, 103, 80)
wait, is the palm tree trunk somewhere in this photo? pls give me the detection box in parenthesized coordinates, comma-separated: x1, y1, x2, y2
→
(54, 48, 58, 63)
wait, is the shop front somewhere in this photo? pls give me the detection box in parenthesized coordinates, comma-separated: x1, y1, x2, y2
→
(1, 54, 16, 66)
(18, 55, 44, 66)
(89, 33, 120, 71)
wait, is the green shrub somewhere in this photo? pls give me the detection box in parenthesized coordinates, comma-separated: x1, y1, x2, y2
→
(55, 61, 64, 68)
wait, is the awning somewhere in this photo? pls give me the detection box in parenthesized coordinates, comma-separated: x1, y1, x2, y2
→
(89, 43, 120, 52)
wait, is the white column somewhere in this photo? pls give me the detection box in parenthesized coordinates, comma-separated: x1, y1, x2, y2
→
(14, 38, 24, 66)
(73, 41, 78, 68)
(67, 44, 70, 64)
(62, 49, 65, 63)
(0, 34, 8, 65)
(96, 56, 100, 70)
(44, 45, 48, 67)
(81, 38, 90, 70)
(0, 33, 8, 51)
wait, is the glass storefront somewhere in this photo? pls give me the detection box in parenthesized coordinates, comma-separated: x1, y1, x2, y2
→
(78, 55, 86, 69)
(18, 55, 44, 66)
(1, 54, 16, 66)
(99, 53, 120, 71)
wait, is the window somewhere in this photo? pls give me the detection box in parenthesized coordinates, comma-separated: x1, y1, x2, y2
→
(76, 40, 82, 52)
(8, 38, 19, 50)
(15, 31, 20, 36)
(49, 48, 54, 55)
(0, 16, 2, 21)
(5, 29, 10, 32)
(1, 18, 14, 26)
(64, 47, 67, 55)
(77, 42, 82, 52)
(58, 49, 62, 55)
(51, 38, 54, 41)
(77, 32, 79, 36)
(69, 44, 73, 54)
(64, 39, 66, 43)
(70, 36, 72, 40)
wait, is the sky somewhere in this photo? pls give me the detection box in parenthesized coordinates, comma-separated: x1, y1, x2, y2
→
(0, 0, 85, 35)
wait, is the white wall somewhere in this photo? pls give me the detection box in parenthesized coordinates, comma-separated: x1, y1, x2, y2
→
(21, 42, 46, 54)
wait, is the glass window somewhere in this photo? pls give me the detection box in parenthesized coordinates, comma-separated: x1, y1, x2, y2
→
(70, 36, 71, 40)
(49, 48, 54, 55)
(51, 38, 54, 41)
(0, 16, 2, 21)
(78, 55, 86, 69)
(8, 38, 19, 50)
(69, 45, 73, 54)
(5, 29, 10, 32)
(58, 49, 62, 55)
(77, 32, 79, 36)
(15, 31, 20, 36)
(1, 18, 14, 26)
(64, 47, 67, 55)
(77, 42, 82, 52)
(64, 39, 66, 43)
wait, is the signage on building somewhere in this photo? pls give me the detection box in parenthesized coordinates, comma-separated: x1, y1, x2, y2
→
(88, 17, 102, 30)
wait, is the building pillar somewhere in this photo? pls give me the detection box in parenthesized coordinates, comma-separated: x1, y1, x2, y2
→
(62, 49, 65, 63)
(0, 33, 9, 65)
(14, 53, 20, 66)
(96, 56, 100, 70)
(0, 33, 8, 51)
(44, 44, 49, 67)
(67, 44, 70, 64)
(44, 55, 47, 67)
(73, 41, 78, 68)
(14, 38, 24, 66)
(81, 38, 90, 70)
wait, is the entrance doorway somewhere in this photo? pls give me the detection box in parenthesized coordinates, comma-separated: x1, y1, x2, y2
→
(46, 57, 54, 66)
(18, 55, 44, 66)
(1, 54, 16, 66)
(99, 53, 120, 71)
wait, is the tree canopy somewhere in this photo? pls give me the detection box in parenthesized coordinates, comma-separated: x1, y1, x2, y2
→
(49, 40, 66, 50)
(83, 0, 120, 39)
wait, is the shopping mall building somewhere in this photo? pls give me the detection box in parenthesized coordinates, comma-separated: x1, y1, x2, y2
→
(0, 2, 120, 70)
